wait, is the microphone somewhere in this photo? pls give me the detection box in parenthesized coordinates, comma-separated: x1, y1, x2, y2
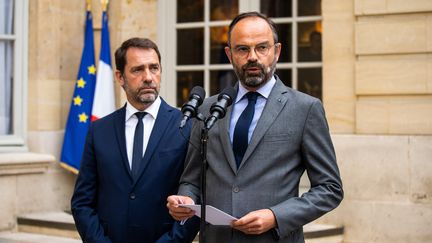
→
(179, 86, 206, 129)
(205, 86, 237, 130)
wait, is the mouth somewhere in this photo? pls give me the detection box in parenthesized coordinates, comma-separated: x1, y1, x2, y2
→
(245, 66, 263, 76)
(139, 87, 156, 93)
(243, 62, 264, 75)
(246, 67, 260, 72)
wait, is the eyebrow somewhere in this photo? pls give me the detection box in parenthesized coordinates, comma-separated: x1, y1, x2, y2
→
(130, 65, 144, 71)
(130, 63, 160, 70)
(233, 41, 271, 48)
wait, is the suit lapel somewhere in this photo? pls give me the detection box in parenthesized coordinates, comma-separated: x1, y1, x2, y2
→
(238, 78, 289, 170)
(133, 99, 173, 185)
(218, 102, 238, 174)
(113, 105, 134, 181)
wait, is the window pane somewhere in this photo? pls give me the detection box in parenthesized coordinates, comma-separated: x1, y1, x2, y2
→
(298, 0, 321, 16)
(276, 24, 291, 63)
(177, 0, 204, 23)
(275, 69, 292, 87)
(298, 68, 322, 100)
(298, 22, 321, 62)
(0, 0, 14, 35)
(177, 28, 204, 65)
(0, 40, 13, 135)
(261, 0, 292, 18)
(210, 70, 237, 96)
(177, 71, 204, 107)
(210, 0, 238, 21)
(210, 26, 230, 64)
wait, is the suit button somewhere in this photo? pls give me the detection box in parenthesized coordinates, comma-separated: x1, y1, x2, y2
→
(130, 193, 136, 200)
(233, 187, 239, 193)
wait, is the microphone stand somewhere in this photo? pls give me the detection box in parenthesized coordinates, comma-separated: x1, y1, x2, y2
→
(194, 97, 233, 242)
(191, 113, 209, 243)
(199, 126, 208, 243)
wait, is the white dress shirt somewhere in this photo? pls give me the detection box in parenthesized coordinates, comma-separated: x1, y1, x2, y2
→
(124, 96, 161, 169)
(229, 76, 276, 144)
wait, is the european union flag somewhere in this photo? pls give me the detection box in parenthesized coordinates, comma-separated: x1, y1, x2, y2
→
(61, 10, 96, 173)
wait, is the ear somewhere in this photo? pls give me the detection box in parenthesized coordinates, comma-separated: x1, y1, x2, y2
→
(275, 43, 282, 62)
(115, 70, 125, 87)
(224, 46, 233, 64)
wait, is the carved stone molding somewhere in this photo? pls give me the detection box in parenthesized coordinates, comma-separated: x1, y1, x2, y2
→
(0, 153, 55, 176)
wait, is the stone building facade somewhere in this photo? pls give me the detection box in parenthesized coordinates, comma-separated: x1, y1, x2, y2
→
(0, 0, 431, 242)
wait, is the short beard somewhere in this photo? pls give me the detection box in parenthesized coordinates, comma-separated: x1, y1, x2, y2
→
(123, 77, 159, 106)
(137, 92, 157, 104)
(234, 58, 277, 89)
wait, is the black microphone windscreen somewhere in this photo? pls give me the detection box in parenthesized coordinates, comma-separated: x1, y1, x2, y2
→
(190, 86, 206, 104)
(218, 86, 236, 104)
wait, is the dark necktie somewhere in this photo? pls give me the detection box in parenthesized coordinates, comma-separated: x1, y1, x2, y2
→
(233, 92, 259, 168)
(132, 112, 146, 178)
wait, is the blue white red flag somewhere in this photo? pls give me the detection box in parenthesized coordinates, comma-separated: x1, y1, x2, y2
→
(92, 10, 115, 121)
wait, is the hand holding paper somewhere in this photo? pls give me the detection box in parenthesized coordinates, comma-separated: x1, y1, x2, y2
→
(179, 204, 238, 226)
(231, 209, 277, 235)
(166, 195, 195, 221)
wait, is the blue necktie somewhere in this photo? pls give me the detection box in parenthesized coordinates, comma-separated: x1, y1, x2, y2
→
(132, 112, 146, 178)
(233, 92, 259, 168)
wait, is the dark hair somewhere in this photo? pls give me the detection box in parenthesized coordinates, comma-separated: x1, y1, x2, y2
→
(227, 11, 278, 46)
(114, 37, 162, 74)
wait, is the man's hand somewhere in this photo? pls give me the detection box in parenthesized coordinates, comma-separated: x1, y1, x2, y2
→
(231, 209, 277, 235)
(166, 195, 196, 221)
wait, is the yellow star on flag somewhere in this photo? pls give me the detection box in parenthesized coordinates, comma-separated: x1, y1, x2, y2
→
(88, 65, 96, 75)
(78, 112, 89, 123)
(77, 78, 86, 88)
(73, 95, 83, 106)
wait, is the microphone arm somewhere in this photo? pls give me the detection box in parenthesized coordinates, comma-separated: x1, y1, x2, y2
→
(205, 87, 236, 130)
(179, 86, 205, 129)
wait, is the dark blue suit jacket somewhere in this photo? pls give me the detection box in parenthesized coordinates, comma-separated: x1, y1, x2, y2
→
(71, 99, 199, 243)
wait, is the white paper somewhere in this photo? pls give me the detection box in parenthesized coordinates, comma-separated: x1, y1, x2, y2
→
(179, 204, 238, 225)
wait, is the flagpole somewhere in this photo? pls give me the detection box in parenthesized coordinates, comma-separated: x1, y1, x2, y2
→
(101, 0, 109, 11)
(86, 0, 91, 11)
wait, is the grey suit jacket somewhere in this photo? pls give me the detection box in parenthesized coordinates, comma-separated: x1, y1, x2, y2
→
(179, 77, 343, 243)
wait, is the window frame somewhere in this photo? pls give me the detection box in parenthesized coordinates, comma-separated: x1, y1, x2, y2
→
(157, 0, 322, 105)
(0, 0, 29, 151)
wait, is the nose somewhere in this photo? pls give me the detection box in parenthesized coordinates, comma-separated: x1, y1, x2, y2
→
(143, 68, 152, 82)
(247, 48, 258, 62)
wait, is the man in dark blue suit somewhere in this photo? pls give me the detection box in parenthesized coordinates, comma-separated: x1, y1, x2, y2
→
(71, 38, 199, 243)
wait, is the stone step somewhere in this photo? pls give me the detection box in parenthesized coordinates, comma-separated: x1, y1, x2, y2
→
(16, 212, 79, 239)
(17, 211, 343, 243)
(306, 235, 344, 243)
(191, 223, 343, 242)
(304, 223, 344, 240)
(0, 232, 81, 243)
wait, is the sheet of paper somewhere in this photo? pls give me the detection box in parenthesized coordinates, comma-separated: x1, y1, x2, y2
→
(179, 204, 238, 225)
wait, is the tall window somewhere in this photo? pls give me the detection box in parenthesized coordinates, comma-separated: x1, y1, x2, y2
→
(0, 0, 28, 150)
(261, 0, 322, 100)
(175, 0, 239, 106)
(160, 0, 322, 106)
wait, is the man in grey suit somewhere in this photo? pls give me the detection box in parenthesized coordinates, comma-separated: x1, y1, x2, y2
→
(167, 12, 343, 242)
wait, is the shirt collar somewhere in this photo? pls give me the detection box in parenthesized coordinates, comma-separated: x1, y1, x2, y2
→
(235, 75, 276, 103)
(125, 96, 161, 121)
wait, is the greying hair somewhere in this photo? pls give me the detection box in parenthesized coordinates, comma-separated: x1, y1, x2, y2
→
(227, 11, 278, 46)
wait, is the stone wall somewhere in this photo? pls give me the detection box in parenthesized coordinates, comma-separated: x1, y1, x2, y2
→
(324, 0, 432, 135)
(2, 0, 430, 241)
(322, 0, 356, 134)
(315, 135, 432, 243)
(319, 1, 432, 242)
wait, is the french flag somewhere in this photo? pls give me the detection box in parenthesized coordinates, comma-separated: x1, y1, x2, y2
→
(92, 10, 115, 121)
